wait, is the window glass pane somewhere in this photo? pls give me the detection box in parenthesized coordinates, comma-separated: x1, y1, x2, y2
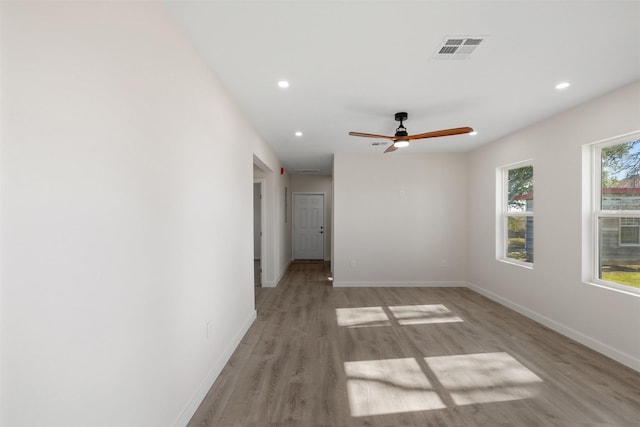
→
(598, 217, 640, 288)
(507, 216, 534, 262)
(601, 139, 640, 210)
(621, 217, 640, 225)
(507, 166, 533, 213)
(619, 217, 640, 245)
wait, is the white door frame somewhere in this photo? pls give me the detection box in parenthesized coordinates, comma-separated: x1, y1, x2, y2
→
(254, 178, 266, 286)
(292, 192, 326, 260)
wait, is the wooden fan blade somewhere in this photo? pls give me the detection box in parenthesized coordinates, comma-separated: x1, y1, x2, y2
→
(408, 127, 474, 140)
(349, 131, 395, 140)
(384, 144, 398, 154)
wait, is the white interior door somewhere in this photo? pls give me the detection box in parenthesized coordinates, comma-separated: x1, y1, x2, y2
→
(293, 193, 325, 260)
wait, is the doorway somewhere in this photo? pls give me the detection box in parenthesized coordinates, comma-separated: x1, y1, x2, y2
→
(293, 193, 325, 260)
(253, 181, 263, 287)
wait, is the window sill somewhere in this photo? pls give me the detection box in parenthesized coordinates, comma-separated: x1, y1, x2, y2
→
(497, 258, 534, 270)
(584, 280, 640, 297)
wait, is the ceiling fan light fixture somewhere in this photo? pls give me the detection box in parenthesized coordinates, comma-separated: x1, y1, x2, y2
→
(394, 139, 410, 148)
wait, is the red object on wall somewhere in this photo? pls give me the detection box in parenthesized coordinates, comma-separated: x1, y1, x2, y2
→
(280, 167, 284, 175)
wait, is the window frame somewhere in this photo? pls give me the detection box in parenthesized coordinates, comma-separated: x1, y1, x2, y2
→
(497, 160, 534, 268)
(588, 132, 640, 296)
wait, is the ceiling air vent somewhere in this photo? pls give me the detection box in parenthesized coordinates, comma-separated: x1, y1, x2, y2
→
(370, 141, 389, 147)
(434, 36, 486, 60)
(294, 168, 321, 175)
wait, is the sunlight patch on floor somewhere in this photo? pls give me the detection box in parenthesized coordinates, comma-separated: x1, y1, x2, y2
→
(425, 352, 543, 405)
(345, 352, 543, 417)
(336, 304, 463, 328)
(344, 358, 446, 417)
(335, 307, 390, 328)
(388, 304, 464, 325)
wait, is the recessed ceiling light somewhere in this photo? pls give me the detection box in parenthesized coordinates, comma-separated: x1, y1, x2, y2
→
(469, 131, 478, 136)
(295, 131, 303, 137)
(277, 80, 290, 88)
(555, 81, 571, 90)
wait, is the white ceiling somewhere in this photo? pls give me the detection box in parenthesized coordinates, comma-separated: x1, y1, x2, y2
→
(165, 0, 640, 175)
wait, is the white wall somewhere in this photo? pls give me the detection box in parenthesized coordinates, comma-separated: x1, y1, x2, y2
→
(467, 81, 640, 371)
(290, 174, 333, 261)
(254, 161, 291, 287)
(0, 2, 288, 426)
(333, 153, 468, 286)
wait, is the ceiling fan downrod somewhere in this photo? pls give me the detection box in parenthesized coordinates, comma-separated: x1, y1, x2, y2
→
(394, 112, 409, 140)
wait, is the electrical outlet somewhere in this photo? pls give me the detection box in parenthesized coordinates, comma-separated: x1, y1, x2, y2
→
(207, 322, 213, 339)
(349, 259, 356, 268)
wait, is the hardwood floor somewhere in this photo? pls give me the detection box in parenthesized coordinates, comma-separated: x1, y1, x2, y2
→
(188, 261, 640, 426)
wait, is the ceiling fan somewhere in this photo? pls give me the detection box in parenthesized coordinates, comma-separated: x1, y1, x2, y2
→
(349, 112, 473, 153)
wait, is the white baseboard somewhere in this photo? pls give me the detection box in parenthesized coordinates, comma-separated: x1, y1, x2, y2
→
(332, 280, 468, 288)
(466, 282, 640, 373)
(263, 260, 292, 288)
(173, 309, 257, 427)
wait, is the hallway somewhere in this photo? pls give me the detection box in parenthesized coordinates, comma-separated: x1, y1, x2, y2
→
(188, 262, 640, 426)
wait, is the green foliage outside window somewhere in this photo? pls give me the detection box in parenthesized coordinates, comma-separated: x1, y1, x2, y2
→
(505, 165, 533, 263)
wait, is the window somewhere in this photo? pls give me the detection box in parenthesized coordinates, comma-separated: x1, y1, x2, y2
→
(591, 133, 640, 293)
(499, 162, 534, 265)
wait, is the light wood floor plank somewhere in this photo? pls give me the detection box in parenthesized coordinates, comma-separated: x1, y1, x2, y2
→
(188, 261, 640, 426)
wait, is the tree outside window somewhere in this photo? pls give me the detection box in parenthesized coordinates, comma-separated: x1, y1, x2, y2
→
(502, 163, 533, 264)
